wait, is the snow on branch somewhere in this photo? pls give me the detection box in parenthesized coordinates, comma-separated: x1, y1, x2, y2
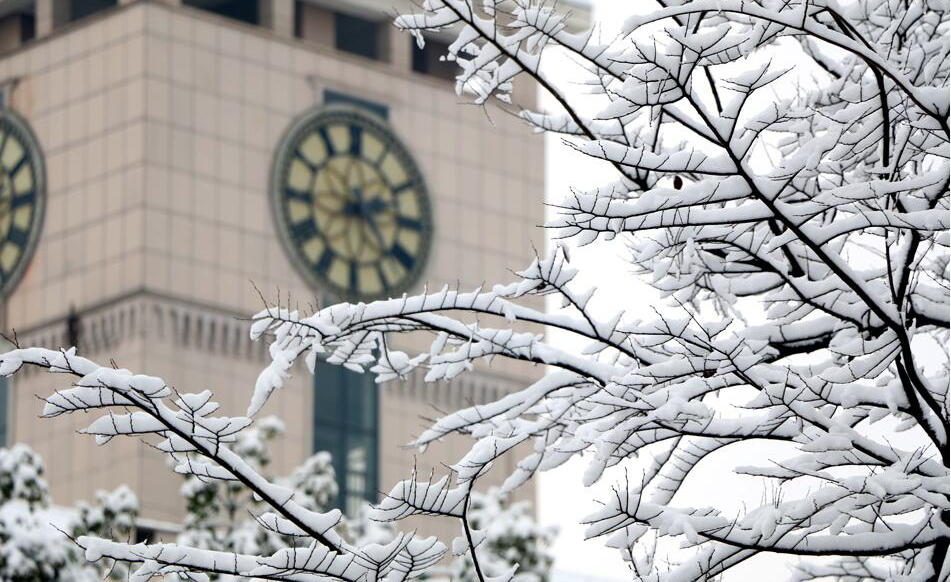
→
(359, 0, 950, 578)
(0, 347, 452, 582)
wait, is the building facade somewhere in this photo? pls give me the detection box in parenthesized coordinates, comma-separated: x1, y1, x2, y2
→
(0, 0, 571, 541)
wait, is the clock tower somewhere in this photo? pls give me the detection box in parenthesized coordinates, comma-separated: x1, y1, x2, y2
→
(0, 0, 587, 540)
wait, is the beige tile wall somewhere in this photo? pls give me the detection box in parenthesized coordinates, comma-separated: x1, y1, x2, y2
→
(4, 1, 546, 529)
(4, 6, 149, 331)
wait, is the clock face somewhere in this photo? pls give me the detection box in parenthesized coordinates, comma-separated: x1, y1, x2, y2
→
(0, 110, 44, 299)
(271, 106, 433, 302)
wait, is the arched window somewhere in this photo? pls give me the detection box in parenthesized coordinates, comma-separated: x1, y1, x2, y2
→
(313, 364, 378, 517)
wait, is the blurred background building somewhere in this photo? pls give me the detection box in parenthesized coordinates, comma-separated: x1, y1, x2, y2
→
(0, 0, 588, 541)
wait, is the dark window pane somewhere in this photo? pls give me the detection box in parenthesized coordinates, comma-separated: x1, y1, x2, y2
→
(345, 433, 377, 516)
(314, 365, 345, 421)
(334, 12, 379, 60)
(412, 37, 463, 82)
(184, 0, 260, 25)
(313, 363, 377, 515)
(20, 14, 35, 43)
(313, 425, 344, 500)
(293, 0, 303, 38)
(70, 0, 117, 22)
(346, 375, 376, 430)
(411, 41, 427, 73)
(313, 426, 342, 459)
(134, 526, 156, 544)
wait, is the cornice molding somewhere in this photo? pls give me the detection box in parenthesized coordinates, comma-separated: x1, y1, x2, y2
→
(15, 291, 269, 376)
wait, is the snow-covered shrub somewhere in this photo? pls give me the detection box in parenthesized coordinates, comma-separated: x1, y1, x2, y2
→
(0, 445, 136, 582)
(0, 445, 76, 582)
(280, 450, 337, 514)
(71, 485, 139, 580)
(0, 444, 48, 507)
(0, 0, 947, 580)
(72, 485, 139, 542)
(450, 489, 555, 582)
(0, 501, 76, 582)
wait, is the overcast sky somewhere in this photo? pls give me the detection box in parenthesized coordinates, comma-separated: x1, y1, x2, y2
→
(535, 3, 653, 579)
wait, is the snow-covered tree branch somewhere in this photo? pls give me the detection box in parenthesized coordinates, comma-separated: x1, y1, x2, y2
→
(0, 0, 947, 580)
(0, 347, 444, 581)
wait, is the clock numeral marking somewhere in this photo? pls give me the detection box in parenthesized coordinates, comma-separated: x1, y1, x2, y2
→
(390, 243, 415, 270)
(377, 264, 390, 293)
(290, 219, 318, 243)
(11, 190, 34, 209)
(318, 127, 335, 156)
(392, 181, 416, 194)
(349, 260, 358, 292)
(349, 125, 362, 157)
(397, 216, 422, 231)
(294, 150, 319, 173)
(284, 186, 313, 203)
(6, 225, 28, 248)
(316, 247, 334, 273)
(7, 155, 27, 178)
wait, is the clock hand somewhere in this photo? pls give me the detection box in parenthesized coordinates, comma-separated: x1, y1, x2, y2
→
(364, 197, 392, 214)
(343, 186, 366, 216)
(363, 211, 386, 250)
(349, 187, 388, 250)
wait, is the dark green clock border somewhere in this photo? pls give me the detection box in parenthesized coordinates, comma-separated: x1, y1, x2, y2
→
(0, 108, 45, 301)
(269, 103, 434, 303)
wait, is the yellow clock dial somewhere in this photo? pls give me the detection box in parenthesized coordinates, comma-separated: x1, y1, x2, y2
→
(0, 110, 44, 298)
(272, 106, 432, 301)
